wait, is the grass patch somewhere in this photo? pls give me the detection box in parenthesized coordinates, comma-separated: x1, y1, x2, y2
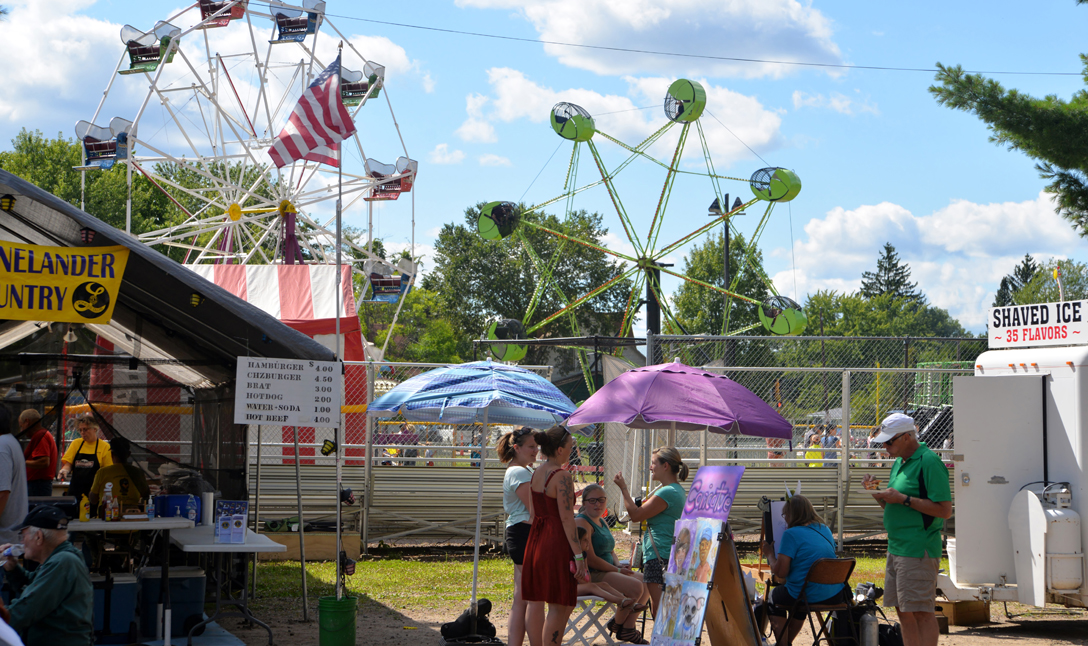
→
(256, 557, 516, 613)
(254, 554, 948, 614)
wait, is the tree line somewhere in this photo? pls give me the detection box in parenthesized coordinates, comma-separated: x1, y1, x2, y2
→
(4, 128, 1082, 368)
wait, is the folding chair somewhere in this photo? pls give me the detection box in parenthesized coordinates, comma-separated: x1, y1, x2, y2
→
(788, 558, 857, 646)
(565, 596, 617, 646)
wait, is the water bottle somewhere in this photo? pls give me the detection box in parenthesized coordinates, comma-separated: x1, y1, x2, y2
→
(103, 483, 114, 521)
(147, 494, 156, 520)
(0, 545, 24, 566)
(860, 610, 879, 646)
(186, 495, 198, 522)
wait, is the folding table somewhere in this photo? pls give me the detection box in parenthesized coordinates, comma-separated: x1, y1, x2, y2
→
(169, 525, 286, 645)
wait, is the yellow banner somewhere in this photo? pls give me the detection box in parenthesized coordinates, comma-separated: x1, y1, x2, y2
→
(0, 242, 129, 323)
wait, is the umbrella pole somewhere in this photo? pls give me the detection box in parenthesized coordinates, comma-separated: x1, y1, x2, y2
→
(470, 409, 488, 634)
(667, 420, 676, 447)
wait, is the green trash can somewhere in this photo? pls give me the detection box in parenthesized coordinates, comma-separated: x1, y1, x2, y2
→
(319, 595, 358, 646)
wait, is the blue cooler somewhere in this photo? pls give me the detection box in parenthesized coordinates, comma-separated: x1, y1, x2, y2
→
(155, 494, 201, 522)
(92, 573, 138, 644)
(138, 566, 206, 638)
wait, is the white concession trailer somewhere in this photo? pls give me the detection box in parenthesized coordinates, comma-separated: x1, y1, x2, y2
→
(940, 302, 1086, 608)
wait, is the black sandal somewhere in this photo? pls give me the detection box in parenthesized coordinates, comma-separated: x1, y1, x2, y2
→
(606, 618, 617, 634)
(615, 627, 647, 644)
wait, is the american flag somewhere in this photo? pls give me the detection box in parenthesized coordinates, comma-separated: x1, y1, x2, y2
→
(268, 53, 357, 168)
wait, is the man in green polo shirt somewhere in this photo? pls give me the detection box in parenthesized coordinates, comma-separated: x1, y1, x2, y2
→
(863, 413, 951, 646)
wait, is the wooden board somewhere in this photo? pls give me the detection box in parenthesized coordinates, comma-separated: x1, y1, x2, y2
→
(704, 531, 762, 646)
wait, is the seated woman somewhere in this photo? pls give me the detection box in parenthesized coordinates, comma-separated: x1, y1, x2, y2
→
(575, 483, 650, 644)
(760, 495, 847, 645)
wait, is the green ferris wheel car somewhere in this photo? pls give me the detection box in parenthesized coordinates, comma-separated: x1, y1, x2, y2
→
(486, 318, 528, 362)
(664, 79, 707, 123)
(758, 296, 807, 336)
(477, 201, 519, 240)
(750, 167, 802, 202)
(551, 103, 595, 142)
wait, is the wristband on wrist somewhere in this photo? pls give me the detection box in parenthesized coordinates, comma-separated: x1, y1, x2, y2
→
(904, 495, 912, 507)
(574, 554, 584, 561)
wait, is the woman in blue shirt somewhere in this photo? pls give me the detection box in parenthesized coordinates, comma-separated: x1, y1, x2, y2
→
(615, 446, 688, 625)
(498, 427, 538, 646)
(761, 495, 847, 645)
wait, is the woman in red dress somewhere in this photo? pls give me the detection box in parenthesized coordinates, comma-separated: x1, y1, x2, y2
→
(522, 426, 585, 646)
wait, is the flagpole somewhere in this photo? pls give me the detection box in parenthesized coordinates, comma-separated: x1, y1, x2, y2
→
(334, 41, 344, 603)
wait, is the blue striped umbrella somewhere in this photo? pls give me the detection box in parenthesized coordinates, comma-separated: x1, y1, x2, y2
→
(367, 359, 574, 631)
(368, 360, 575, 426)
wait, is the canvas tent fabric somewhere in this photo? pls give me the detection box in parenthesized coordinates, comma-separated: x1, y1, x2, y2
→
(187, 264, 364, 361)
(0, 169, 336, 386)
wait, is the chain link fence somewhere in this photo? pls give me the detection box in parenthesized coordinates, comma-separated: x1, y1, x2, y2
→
(253, 337, 984, 545)
(248, 362, 554, 545)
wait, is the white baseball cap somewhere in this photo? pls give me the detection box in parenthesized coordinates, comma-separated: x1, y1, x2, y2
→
(874, 413, 915, 444)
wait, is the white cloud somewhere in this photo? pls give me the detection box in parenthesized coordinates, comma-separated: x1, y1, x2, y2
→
(470, 68, 783, 164)
(429, 143, 465, 164)
(456, 93, 498, 142)
(770, 191, 1082, 330)
(456, 0, 842, 78)
(421, 73, 436, 93)
(0, 1, 120, 124)
(792, 90, 878, 115)
(479, 153, 512, 166)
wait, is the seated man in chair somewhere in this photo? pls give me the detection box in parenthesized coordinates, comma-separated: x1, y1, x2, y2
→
(88, 437, 150, 518)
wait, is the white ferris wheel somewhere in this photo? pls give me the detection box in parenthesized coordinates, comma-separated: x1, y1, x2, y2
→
(74, 0, 417, 299)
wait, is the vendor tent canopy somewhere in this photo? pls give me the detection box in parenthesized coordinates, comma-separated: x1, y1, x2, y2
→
(0, 169, 335, 387)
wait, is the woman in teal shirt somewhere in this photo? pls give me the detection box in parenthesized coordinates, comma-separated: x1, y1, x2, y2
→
(615, 446, 689, 619)
(576, 483, 650, 643)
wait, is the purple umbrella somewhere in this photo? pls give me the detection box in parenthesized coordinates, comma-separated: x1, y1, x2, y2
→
(565, 362, 792, 439)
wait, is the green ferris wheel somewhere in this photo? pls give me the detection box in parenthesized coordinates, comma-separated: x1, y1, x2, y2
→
(479, 79, 806, 380)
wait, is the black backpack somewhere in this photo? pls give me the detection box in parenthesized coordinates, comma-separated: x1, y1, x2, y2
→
(440, 599, 497, 639)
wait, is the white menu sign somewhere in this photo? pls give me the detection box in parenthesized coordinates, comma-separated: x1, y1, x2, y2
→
(988, 301, 1088, 349)
(234, 357, 342, 426)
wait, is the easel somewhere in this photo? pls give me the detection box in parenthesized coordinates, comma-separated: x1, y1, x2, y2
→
(702, 523, 762, 646)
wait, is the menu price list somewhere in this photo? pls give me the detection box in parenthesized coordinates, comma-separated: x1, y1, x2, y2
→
(234, 357, 342, 427)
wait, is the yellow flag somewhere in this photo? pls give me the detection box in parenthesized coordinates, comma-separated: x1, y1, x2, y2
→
(0, 242, 129, 323)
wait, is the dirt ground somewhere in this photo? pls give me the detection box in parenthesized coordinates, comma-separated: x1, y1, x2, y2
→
(222, 597, 1088, 646)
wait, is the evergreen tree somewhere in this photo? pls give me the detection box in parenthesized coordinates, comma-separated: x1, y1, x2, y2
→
(993, 277, 1016, 308)
(1014, 258, 1088, 304)
(992, 254, 1039, 307)
(859, 243, 923, 301)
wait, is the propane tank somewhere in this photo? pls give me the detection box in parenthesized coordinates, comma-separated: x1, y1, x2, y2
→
(1043, 486, 1083, 592)
(860, 611, 879, 646)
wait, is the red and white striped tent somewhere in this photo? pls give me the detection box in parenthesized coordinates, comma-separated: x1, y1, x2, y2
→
(187, 264, 365, 360)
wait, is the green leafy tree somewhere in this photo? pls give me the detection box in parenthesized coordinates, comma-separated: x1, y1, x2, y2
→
(369, 288, 466, 363)
(993, 254, 1039, 306)
(859, 243, 923, 301)
(930, 16, 1088, 236)
(422, 204, 633, 367)
(1014, 258, 1088, 303)
(672, 231, 771, 335)
(0, 129, 189, 257)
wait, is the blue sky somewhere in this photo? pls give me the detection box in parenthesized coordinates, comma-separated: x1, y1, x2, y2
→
(2, 0, 1086, 334)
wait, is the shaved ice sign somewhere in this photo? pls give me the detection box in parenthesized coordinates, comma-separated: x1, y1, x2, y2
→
(989, 301, 1088, 349)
